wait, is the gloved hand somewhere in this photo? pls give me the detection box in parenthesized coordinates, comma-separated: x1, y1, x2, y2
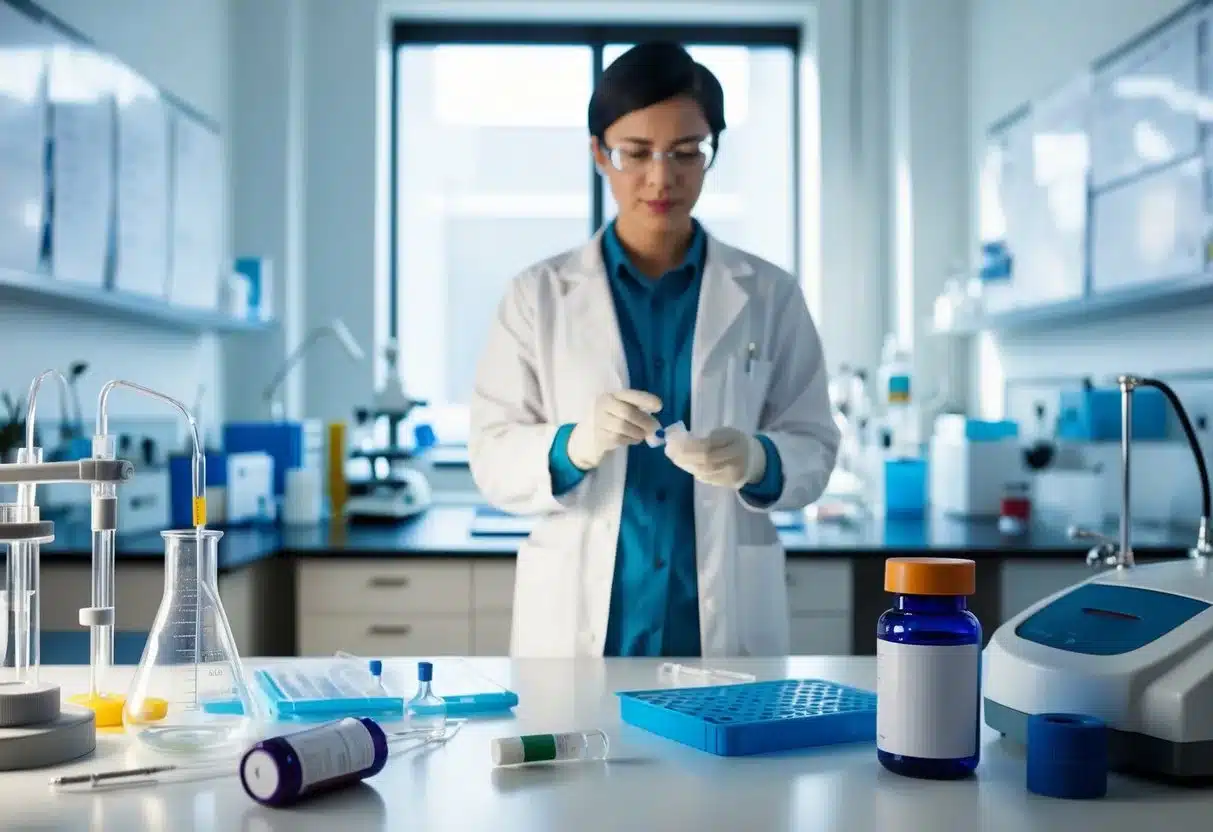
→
(567, 390, 663, 470)
(664, 427, 766, 489)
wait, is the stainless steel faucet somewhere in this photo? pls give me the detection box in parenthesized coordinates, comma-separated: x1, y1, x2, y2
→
(1069, 374, 1213, 568)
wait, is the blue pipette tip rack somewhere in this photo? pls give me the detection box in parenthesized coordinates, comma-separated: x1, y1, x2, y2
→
(617, 679, 877, 756)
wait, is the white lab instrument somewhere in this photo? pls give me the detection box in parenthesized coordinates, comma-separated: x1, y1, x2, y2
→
(985, 375, 1213, 779)
(469, 231, 840, 658)
(1034, 467, 1106, 528)
(927, 415, 1023, 518)
(644, 421, 687, 448)
(123, 528, 259, 755)
(657, 662, 756, 686)
(345, 340, 433, 521)
(225, 451, 275, 524)
(344, 467, 432, 521)
(491, 729, 609, 767)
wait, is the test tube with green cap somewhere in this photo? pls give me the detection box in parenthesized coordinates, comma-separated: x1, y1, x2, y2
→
(491, 730, 609, 767)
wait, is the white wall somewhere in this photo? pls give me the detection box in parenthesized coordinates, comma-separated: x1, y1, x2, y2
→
(968, 0, 1199, 408)
(0, 0, 229, 432)
(224, 0, 307, 423)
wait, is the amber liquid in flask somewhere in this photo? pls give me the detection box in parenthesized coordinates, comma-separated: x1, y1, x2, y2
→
(123, 529, 258, 755)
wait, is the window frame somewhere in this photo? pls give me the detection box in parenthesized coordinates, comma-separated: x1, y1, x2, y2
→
(387, 19, 802, 356)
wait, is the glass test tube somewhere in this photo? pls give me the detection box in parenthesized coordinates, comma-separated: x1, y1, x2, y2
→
(90, 435, 117, 698)
(9, 447, 43, 685)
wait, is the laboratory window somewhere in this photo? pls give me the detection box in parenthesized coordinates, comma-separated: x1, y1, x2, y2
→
(388, 24, 803, 448)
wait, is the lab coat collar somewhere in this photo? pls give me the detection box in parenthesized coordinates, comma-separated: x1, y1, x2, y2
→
(570, 227, 754, 284)
(563, 228, 755, 390)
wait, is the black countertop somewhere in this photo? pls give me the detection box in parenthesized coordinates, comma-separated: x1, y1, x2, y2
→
(33, 504, 1198, 570)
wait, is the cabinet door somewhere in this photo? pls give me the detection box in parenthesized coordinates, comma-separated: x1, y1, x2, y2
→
(473, 613, 512, 656)
(789, 614, 851, 655)
(298, 613, 472, 657)
(298, 561, 471, 615)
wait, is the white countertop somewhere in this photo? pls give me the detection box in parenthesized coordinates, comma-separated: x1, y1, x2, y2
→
(7, 657, 1213, 831)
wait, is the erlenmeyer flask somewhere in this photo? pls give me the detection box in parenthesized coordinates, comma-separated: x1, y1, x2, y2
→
(123, 529, 260, 755)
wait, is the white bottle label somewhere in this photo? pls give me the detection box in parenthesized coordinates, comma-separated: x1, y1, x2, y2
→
(876, 640, 979, 759)
(284, 717, 376, 791)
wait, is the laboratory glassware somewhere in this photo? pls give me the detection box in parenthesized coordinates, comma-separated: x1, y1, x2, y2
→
(406, 661, 446, 738)
(491, 730, 610, 767)
(123, 528, 259, 755)
(0, 368, 134, 769)
(76, 380, 208, 727)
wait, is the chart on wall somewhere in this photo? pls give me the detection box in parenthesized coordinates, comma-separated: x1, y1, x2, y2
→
(113, 63, 170, 299)
(168, 110, 222, 311)
(0, 0, 231, 325)
(978, 74, 1091, 316)
(47, 40, 116, 289)
(0, 1, 50, 275)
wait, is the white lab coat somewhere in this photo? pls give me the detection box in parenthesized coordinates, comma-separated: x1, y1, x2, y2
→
(469, 230, 840, 658)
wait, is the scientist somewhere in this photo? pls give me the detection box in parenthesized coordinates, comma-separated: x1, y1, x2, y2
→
(469, 42, 839, 658)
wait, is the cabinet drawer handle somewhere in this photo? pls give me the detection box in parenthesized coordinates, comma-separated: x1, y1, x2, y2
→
(368, 576, 410, 589)
(367, 624, 412, 637)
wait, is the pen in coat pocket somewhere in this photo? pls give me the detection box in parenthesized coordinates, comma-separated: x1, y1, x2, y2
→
(745, 342, 757, 374)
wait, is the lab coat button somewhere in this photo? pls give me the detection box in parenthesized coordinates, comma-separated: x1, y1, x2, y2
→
(704, 598, 717, 614)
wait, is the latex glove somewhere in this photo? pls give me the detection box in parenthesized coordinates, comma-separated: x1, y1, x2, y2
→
(664, 427, 766, 489)
(567, 390, 663, 470)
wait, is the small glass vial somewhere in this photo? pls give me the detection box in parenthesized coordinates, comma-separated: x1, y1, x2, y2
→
(876, 557, 981, 780)
(491, 730, 610, 767)
(406, 661, 446, 738)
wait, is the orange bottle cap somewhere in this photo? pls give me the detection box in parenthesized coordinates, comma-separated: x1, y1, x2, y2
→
(885, 557, 975, 596)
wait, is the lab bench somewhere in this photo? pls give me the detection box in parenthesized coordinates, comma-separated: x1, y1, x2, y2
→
(30, 505, 1195, 661)
(10, 658, 1213, 830)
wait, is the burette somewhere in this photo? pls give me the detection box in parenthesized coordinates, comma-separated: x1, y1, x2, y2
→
(69, 381, 209, 727)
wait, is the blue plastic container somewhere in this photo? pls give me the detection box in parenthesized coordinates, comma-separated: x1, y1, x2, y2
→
(1026, 713, 1108, 799)
(617, 679, 877, 756)
(877, 557, 982, 779)
(223, 422, 304, 496)
(884, 458, 926, 515)
(1057, 387, 1166, 442)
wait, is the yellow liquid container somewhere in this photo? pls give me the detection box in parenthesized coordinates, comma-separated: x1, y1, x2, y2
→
(327, 422, 348, 519)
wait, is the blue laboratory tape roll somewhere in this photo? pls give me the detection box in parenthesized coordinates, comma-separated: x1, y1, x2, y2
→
(1026, 713, 1108, 799)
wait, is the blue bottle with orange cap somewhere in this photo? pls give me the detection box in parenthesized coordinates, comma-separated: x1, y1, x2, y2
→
(876, 557, 981, 779)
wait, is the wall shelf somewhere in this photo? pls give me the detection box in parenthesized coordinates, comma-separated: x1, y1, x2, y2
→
(932, 273, 1213, 337)
(0, 267, 276, 334)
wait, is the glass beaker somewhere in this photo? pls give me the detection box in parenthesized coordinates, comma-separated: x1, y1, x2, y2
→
(123, 529, 260, 755)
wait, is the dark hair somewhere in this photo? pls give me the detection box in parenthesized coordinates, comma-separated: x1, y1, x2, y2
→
(587, 42, 726, 144)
